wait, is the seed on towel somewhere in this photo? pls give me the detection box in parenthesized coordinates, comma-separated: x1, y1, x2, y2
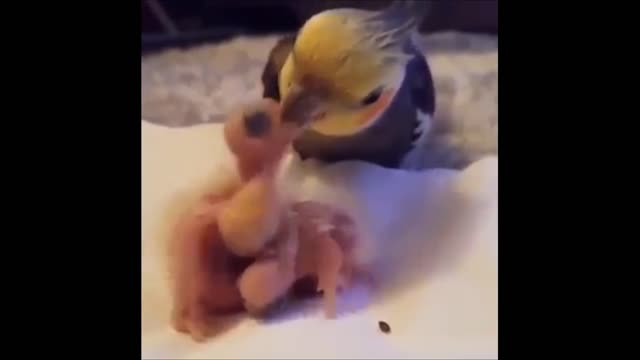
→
(378, 321, 391, 334)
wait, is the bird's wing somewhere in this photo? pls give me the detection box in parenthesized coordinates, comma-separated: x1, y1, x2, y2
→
(398, 38, 438, 170)
(261, 34, 296, 101)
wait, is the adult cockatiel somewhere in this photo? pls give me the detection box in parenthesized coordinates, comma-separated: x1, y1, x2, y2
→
(261, 0, 435, 169)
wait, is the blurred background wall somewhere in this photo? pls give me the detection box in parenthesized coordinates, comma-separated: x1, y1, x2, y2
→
(142, 0, 498, 54)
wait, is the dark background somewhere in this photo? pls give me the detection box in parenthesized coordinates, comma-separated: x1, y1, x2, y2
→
(142, 0, 498, 54)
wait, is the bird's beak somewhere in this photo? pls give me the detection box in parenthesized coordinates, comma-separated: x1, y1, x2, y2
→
(280, 83, 328, 126)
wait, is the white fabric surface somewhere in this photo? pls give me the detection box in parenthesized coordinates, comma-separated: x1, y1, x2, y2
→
(141, 120, 498, 359)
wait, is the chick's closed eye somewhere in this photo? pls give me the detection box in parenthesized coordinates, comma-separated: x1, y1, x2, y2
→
(244, 111, 272, 138)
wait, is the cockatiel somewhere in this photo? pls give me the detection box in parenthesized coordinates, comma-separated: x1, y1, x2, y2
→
(261, 0, 435, 169)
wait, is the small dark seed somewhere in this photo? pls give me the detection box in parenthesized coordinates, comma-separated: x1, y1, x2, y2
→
(378, 321, 391, 333)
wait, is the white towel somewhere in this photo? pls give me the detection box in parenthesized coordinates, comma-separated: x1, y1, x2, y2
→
(141, 120, 498, 359)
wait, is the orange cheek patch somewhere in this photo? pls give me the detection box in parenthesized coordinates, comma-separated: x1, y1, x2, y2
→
(357, 89, 394, 126)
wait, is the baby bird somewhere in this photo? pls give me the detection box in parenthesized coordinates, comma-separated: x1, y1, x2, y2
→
(218, 99, 302, 257)
(168, 99, 304, 341)
(219, 100, 366, 318)
(168, 99, 366, 341)
(168, 193, 251, 342)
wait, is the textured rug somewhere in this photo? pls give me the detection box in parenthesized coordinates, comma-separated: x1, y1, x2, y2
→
(141, 31, 497, 169)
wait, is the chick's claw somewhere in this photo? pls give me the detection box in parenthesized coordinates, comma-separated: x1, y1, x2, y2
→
(171, 302, 207, 341)
(171, 306, 189, 334)
(316, 236, 344, 318)
(322, 287, 338, 319)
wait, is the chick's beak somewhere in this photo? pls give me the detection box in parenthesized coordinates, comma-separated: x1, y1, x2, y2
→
(280, 83, 328, 126)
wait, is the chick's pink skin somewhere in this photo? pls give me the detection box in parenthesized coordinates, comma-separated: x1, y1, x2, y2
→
(168, 195, 249, 342)
(218, 99, 302, 258)
(223, 98, 299, 180)
(169, 99, 306, 341)
(236, 258, 297, 315)
(238, 201, 364, 319)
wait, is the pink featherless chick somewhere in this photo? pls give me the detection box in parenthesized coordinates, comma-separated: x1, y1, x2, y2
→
(217, 99, 369, 320)
(167, 98, 296, 341)
(217, 99, 303, 258)
(169, 97, 368, 342)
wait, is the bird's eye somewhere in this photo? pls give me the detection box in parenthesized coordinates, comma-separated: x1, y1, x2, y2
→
(361, 87, 383, 106)
(243, 111, 271, 138)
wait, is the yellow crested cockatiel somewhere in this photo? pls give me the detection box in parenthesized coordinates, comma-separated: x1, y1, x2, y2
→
(261, 0, 434, 169)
